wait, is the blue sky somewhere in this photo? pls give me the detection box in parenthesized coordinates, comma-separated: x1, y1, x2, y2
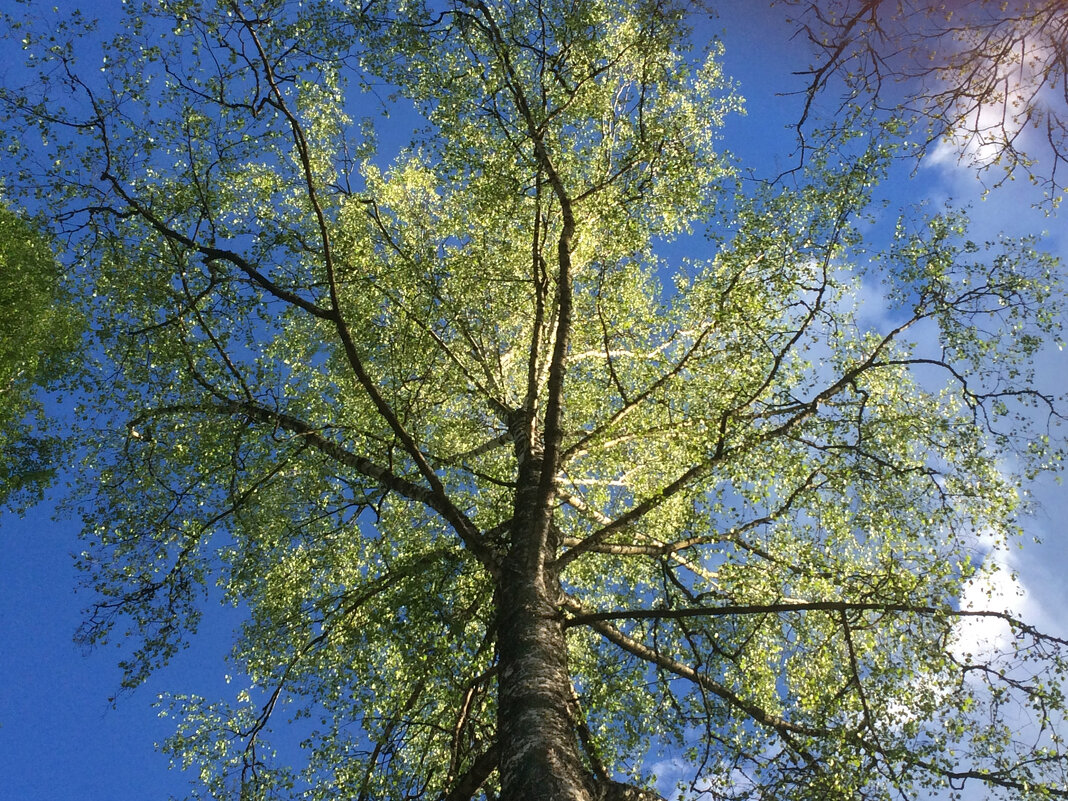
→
(1, 3, 1066, 800)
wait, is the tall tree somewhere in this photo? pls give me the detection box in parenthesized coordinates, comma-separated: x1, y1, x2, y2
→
(2, 1, 1066, 799)
(0, 199, 78, 510)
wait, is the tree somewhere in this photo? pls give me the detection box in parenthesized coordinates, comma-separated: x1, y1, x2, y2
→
(0, 198, 78, 510)
(783, 0, 1068, 202)
(1, 1, 1066, 799)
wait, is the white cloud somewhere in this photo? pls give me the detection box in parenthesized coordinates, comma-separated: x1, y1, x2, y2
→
(950, 543, 1034, 662)
(924, 26, 1058, 174)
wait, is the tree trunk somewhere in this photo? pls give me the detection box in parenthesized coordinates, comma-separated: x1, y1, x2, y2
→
(496, 435, 594, 801)
(494, 558, 669, 801)
(496, 562, 594, 801)
(495, 419, 669, 801)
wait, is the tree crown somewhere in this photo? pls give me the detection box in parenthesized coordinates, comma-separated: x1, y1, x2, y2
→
(1, 1, 1066, 799)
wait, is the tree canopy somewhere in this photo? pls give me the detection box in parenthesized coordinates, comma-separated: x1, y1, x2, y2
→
(0, 198, 78, 510)
(1, 1, 1066, 800)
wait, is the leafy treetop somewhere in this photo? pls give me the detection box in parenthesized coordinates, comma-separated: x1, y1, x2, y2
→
(0, 1, 1065, 800)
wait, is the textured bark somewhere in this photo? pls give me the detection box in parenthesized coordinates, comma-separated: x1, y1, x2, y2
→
(495, 561, 672, 801)
(497, 569, 594, 801)
(496, 435, 594, 801)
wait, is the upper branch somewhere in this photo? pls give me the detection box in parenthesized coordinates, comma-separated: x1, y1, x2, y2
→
(209, 397, 499, 574)
(231, 2, 458, 509)
(564, 600, 1068, 648)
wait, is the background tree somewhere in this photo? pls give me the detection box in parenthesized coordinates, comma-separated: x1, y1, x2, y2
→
(0, 198, 78, 511)
(783, 0, 1068, 202)
(2, 1, 1066, 800)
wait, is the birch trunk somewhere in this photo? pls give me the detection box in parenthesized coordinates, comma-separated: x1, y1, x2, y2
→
(494, 427, 593, 801)
(496, 562, 593, 801)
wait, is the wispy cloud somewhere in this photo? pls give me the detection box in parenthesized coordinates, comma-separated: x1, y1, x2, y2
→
(950, 538, 1036, 662)
(925, 24, 1059, 175)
